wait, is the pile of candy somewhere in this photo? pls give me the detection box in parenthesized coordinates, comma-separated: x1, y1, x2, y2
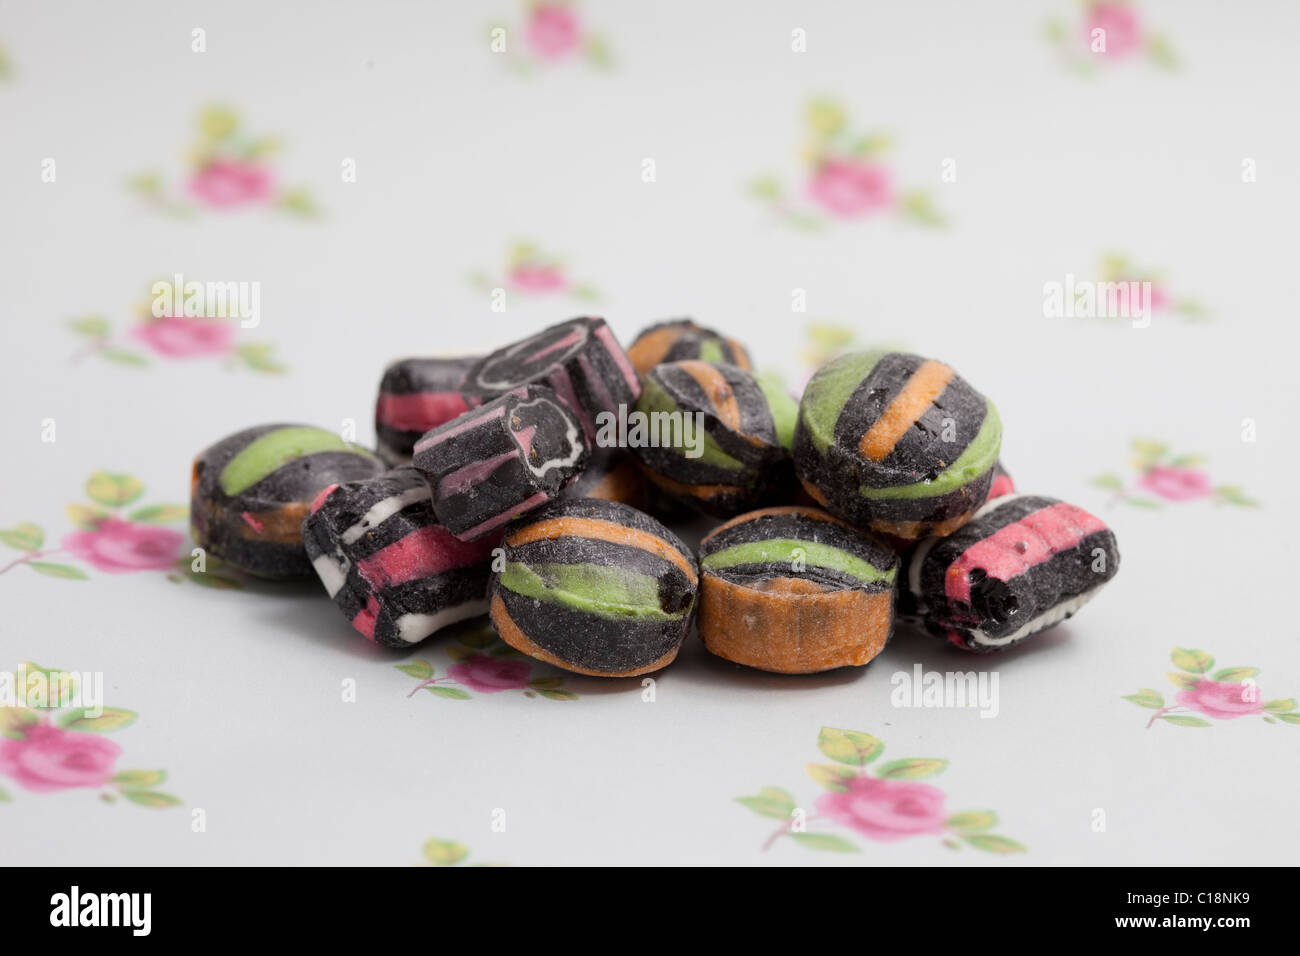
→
(190, 317, 1120, 675)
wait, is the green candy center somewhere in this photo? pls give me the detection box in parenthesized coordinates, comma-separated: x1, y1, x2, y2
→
(637, 376, 744, 470)
(702, 538, 895, 585)
(799, 351, 889, 455)
(219, 426, 362, 496)
(499, 561, 684, 621)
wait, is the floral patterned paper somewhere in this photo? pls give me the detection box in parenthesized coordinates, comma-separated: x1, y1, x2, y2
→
(1125, 649, 1298, 729)
(1093, 439, 1258, 509)
(468, 241, 600, 302)
(0, 472, 240, 589)
(1046, 0, 1178, 72)
(737, 727, 1025, 855)
(490, 0, 613, 73)
(417, 837, 506, 866)
(1, 663, 182, 808)
(397, 622, 578, 701)
(129, 106, 319, 218)
(66, 283, 285, 373)
(751, 100, 943, 231)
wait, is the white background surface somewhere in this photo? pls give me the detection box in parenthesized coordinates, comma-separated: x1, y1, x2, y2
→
(2, 0, 1297, 865)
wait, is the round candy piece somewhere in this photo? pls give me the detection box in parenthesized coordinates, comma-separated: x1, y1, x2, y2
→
(460, 317, 640, 442)
(632, 360, 797, 517)
(191, 424, 385, 578)
(905, 493, 1120, 653)
(793, 350, 1002, 540)
(302, 467, 498, 647)
(697, 506, 898, 674)
(374, 356, 477, 465)
(412, 384, 588, 541)
(489, 498, 699, 677)
(626, 318, 752, 376)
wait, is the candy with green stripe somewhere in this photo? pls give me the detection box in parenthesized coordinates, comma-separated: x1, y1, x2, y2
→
(631, 360, 798, 518)
(489, 497, 699, 676)
(191, 423, 385, 579)
(699, 506, 898, 594)
(697, 506, 899, 674)
(793, 350, 1001, 539)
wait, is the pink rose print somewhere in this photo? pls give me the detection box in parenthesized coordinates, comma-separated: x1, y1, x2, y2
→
(1094, 253, 1205, 323)
(815, 775, 948, 842)
(130, 106, 318, 217)
(1093, 439, 1256, 509)
(447, 654, 533, 694)
(187, 159, 276, 208)
(131, 315, 237, 358)
(494, 1, 613, 73)
(1126, 648, 1299, 729)
(471, 241, 599, 301)
(62, 518, 185, 574)
(0, 722, 122, 793)
(0, 663, 182, 807)
(739, 727, 1024, 854)
(752, 100, 941, 230)
(526, 3, 582, 60)
(66, 281, 285, 373)
(806, 159, 894, 219)
(508, 263, 568, 293)
(1047, 0, 1178, 71)
(1, 471, 237, 588)
(399, 624, 579, 701)
(1138, 466, 1213, 503)
(1082, 2, 1143, 59)
(1175, 681, 1265, 721)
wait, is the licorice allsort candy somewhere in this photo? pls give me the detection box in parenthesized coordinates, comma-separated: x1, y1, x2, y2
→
(460, 316, 641, 442)
(626, 318, 753, 376)
(793, 350, 1002, 540)
(489, 498, 699, 676)
(374, 356, 477, 465)
(905, 493, 1120, 652)
(412, 384, 588, 541)
(191, 424, 386, 578)
(302, 467, 498, 647)
(697, 506, 898, 674)
(633, 360, 798, 517)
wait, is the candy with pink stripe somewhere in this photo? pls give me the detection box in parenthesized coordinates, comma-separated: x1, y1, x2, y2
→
(906, 493, 1120, 653)
(374, 356, 478, 465)
(302, 467, 500, 648)
(411, 383, 588, 541)
(460, 317, 640, 441)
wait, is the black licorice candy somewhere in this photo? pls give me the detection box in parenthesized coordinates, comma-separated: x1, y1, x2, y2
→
(905, 493, 1120, 652)
(626, 318, 753, 376)
(460, 316, 641, 441)
(191, 424, 386, 578)
(697, 506, 898, 674)
(374, 356, 477, 465)
(302, 468, 498, 647)
(489, 498, 699, 676)
(632, 360, 797, 517)
(793, 350, 1002, 540)
(412, 384, 589, 541)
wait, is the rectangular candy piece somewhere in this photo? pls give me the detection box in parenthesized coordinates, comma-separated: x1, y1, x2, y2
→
(906, 493, 1120, 652)
(374, 357, 478, 465)
(301, 468, 499, 647)
(412, 384, 589, 541)
(459, 317, 640, 443)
